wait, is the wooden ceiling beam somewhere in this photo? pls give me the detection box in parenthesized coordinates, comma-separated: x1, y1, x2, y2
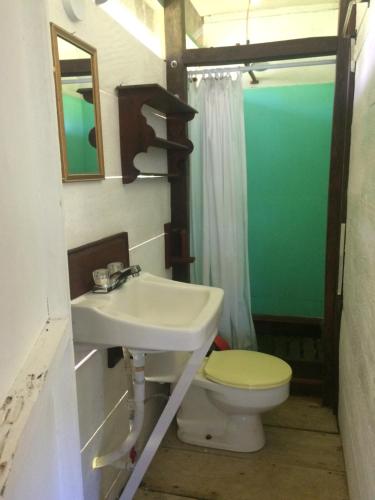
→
(60, 58, 91, 77)
(185, 0, 203, 47)
(338, 0, 351, 35)
(340, 0, 357, 38)
(182, 36, 338, 67)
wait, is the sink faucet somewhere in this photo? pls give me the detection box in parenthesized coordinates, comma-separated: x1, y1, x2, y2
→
(92, 264, 141, 293)
(111, 265, 141, 289)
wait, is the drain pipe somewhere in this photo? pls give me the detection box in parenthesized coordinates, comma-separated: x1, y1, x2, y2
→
(93, 351, 145, 469)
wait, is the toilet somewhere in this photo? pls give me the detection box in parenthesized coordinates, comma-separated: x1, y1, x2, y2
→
(145, 349, 292, 453)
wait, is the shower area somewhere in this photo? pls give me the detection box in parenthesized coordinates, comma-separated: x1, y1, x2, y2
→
(187, 58, 335, 396)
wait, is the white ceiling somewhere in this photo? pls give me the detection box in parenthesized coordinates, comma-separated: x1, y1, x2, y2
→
(191, 0, 339, 17)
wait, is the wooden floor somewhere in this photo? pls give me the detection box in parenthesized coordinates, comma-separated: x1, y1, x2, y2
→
(134, 396, 349, 500)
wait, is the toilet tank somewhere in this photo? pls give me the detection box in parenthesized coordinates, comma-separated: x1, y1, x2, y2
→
(145, 351, 191, 383)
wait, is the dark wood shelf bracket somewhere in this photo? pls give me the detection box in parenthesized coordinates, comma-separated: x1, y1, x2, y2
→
(117, 84, 197, 184)
(164, 222, 195, 269)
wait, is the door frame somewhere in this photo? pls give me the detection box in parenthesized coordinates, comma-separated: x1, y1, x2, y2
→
(164, 0, 356, 408)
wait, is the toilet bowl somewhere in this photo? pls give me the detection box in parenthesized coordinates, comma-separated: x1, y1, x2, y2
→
(145, 349, 292, 453)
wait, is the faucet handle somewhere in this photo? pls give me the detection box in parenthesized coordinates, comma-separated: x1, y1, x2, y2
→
(92, 268, 111, 288)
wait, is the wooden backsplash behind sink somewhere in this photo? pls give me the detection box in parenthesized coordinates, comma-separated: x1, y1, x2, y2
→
(67, 232, 130, 368)
(253, 315, 323, 397)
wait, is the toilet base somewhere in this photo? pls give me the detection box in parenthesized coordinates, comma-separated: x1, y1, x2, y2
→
(177, 413, 266, 453)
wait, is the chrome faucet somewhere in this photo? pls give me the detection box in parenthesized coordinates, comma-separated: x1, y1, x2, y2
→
(92, 264, 141, 293)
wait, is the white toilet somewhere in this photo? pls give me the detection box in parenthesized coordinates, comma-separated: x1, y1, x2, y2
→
(146, 349, 292, 453)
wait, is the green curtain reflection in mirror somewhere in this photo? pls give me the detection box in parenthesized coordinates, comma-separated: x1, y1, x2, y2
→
(62, 92, 99, 174)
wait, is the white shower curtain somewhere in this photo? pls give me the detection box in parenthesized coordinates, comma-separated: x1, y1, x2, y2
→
(189, 75, 257, 350)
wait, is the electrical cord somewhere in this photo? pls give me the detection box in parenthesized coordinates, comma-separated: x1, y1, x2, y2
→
(246, 0, 251, 44)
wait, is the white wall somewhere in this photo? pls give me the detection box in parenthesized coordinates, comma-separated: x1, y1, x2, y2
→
(0, 0, 82, 498)
(338, 3, 375, 500)
(48, 0, 170, 270)
(203, 5, 339, 47)
(0, 0, 70, 404)
(47, 1, 171, 498)
(198, 6, 338, 88)
(4, 324, 83, 500)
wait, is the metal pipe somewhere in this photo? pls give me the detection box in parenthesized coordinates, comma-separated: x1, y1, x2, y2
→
(120, 329, 218, 499)
(187, 57, 336, 75)
(61, 77, 92, 85)
(92, 351, 145, 469)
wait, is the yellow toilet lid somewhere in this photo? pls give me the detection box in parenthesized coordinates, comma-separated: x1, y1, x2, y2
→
(204, 350, 292, 389)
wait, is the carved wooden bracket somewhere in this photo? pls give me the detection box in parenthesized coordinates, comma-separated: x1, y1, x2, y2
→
(117, 84, 197, 183)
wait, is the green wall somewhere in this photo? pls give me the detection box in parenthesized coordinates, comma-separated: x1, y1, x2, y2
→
(244, 83, 334, 318)
(62, 93, 99, 174)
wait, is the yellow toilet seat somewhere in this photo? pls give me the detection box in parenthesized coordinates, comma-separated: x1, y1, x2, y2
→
(204, 350, 292, 389)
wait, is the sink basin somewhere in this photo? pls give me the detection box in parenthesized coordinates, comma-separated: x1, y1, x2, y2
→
(71, 273, 223, 351)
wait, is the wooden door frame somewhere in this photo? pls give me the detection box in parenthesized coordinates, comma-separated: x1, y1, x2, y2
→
(323, 1, 356, 409)
(164, 0, 356, 408)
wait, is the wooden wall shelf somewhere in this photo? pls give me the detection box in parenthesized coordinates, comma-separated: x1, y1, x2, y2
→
(77, 87, 93, 103)
(117, 84, 197, 184)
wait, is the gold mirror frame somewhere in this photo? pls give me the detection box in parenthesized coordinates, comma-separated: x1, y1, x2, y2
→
(50, 23, 105, 181)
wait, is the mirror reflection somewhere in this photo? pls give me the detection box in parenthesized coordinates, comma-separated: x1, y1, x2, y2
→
(51, 24, 105, 181)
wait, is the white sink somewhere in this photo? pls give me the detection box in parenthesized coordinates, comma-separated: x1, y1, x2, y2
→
(71, 273, 223, 351)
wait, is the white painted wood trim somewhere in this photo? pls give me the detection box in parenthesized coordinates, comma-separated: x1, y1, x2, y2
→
(337, 223, 347, 296)
(0, 318, 70, 497)
(354, 2, 371, 63)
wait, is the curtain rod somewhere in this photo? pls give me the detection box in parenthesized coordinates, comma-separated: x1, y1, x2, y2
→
(187, 58, 336, 75)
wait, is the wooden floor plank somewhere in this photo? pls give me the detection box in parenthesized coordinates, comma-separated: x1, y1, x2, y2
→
(135, 489, 199, 500)
(135, 396, 347, 499)
(141, 447, 348, 500)
(162, 424, 345, 473)
(263, 396, 339, 433)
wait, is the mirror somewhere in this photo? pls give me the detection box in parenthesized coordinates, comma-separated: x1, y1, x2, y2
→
(50, 24, 105, 181)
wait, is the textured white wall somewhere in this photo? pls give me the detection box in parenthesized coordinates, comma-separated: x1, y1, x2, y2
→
(46, 1, 170, 498)
(338, 3, 375, 500)
(4, 327, 83, 500)
(48, 0, 170, 258)
(0, 1, 83, 498)
(0, 0, 70, 404)
(201, 7, 338, 87)
(203, 6, 338, 47)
